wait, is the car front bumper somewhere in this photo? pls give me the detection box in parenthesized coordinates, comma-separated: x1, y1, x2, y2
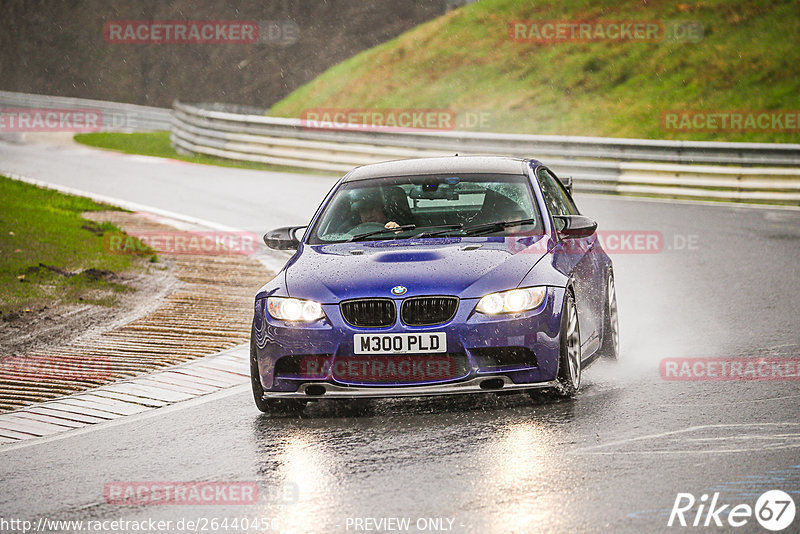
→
(252, 287, 566, 399)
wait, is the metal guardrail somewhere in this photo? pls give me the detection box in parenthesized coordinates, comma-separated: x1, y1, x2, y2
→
(171, 101, 800, 204)
(0, 91, 171, 132)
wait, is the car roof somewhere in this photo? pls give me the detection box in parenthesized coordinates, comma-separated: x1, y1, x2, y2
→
(342, 156, 531, 182)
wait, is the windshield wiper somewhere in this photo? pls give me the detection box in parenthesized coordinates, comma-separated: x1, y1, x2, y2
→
(412, 224, 465, 238)
(349, 220, 519, 242)
(418, 218, 537, 238)
(348, 224, 417, 242)
(459, 218, 538, 236)
(349, 223, 468, 242)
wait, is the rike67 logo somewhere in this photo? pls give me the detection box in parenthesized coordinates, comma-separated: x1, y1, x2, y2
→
(669, 490, 796, 531)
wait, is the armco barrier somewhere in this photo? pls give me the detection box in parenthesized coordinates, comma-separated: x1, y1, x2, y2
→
(0, 91, 171, 132)
(4, 92, 797, 204)
(171, 101, 800, 204)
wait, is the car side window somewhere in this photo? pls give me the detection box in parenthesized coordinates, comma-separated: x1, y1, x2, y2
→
(537, 168, 569, 217)
(542, 169, 581, 215)
(547, 169, 579, 215)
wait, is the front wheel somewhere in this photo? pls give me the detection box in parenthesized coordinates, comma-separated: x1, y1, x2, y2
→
(250, 328, 306, 415)
(554, 291, 581, 397)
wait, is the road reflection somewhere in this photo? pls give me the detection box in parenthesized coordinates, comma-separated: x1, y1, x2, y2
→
(250, 393, 578, 533)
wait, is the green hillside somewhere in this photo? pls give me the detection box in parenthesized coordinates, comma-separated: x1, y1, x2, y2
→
(269, 0, 800, 142)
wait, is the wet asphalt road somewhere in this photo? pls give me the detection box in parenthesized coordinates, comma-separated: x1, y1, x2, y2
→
(1, 138, 799, 533)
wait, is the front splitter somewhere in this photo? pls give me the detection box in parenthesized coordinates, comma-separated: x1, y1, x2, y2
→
(263, 376, 558, 399)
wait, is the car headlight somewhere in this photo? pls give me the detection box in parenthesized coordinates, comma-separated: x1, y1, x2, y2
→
(476, 287, 547, 315)
(267, 297, 326, 322)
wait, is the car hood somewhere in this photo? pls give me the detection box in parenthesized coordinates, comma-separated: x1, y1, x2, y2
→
(283, 236, 551, 302)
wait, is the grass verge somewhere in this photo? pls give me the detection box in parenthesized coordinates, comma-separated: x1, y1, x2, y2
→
(0, 175, 155, 317)
(269, 0, 800, 143)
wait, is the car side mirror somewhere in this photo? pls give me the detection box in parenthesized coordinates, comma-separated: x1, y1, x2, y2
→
(553, 215, 597, 239)
(263, 226, 306, 250)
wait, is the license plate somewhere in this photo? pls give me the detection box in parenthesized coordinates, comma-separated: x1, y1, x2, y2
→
(354, 333, 447, 354)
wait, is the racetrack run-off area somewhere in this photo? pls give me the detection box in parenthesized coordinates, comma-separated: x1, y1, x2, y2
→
(0, 208, 270, 416)
(1, 134, 799, 532)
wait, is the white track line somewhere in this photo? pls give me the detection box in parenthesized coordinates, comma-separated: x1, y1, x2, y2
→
(2, 170, 293, 272)
(2, 171, 241, 231)
(572, 423, 800, 455)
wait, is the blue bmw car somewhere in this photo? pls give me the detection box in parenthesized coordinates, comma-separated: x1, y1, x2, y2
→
(251, 156, 618, 413)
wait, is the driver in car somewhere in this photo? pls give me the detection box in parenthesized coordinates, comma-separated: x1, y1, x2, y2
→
(351, 190, 399, 232)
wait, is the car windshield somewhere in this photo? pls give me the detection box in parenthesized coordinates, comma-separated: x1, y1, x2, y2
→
(308, 173, 543, 244)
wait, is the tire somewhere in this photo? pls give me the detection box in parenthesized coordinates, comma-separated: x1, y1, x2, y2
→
(596, 272, 619, 361)
(250, 327, 306, 415)
(553, 290, 581, 398)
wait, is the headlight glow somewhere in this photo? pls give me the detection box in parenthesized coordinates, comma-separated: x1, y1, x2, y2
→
(476, 287, 547, 315)
(267, 297, 326, 322)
